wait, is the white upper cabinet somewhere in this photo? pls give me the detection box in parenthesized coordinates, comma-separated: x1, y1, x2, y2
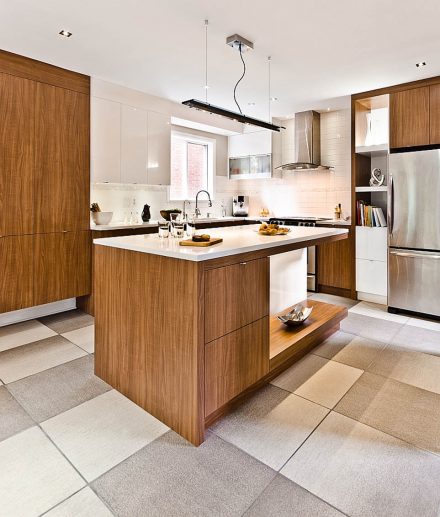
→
(147, 111, 171, 185)
(228, 130, 272, 158)
(121, 105, 148, 184)
(91, 97, 121, 183)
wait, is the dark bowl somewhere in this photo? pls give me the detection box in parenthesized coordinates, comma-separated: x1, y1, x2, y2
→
(160, 209, 182, 221)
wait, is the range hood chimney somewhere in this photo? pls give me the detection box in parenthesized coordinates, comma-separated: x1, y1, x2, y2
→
(277, 110, 332, 170)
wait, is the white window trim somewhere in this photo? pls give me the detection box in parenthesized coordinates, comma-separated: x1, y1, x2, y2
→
(169, 131, 216, 201)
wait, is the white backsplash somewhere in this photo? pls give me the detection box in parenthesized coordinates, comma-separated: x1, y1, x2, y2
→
(91, 109, 351, 222)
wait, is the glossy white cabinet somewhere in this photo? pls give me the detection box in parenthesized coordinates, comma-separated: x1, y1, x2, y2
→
(356, 227, 387, 297)
(228, 130, 272, 157)
(356, 227, 387, 261)
(121, 105, 148, 184)
(91, 98, 121, 183)
(147, 111, 171, 185)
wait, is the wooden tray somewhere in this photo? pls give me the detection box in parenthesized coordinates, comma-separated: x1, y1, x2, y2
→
(179, 237, 223, 247)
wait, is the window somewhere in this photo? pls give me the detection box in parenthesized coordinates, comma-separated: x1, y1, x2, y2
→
(170, 132, 214, 200)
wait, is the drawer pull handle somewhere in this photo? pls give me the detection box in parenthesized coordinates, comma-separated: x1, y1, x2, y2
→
(239, 262, 247, 265)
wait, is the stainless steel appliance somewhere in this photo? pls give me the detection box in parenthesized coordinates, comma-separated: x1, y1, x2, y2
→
(388, 149, 440, 317)
(232, 195, 249, 216)
(269, 217, 330, 291)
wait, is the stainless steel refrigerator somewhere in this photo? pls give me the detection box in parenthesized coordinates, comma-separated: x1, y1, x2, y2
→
(388, 149, 440, 317)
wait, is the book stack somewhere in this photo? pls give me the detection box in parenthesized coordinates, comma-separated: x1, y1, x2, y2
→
(356, 200, 387, 227)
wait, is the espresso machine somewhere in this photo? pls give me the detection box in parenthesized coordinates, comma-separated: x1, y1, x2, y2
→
(232, 195, 249, 217)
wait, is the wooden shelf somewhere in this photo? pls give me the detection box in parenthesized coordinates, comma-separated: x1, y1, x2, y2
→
(355, 186, 388, 192)
(355, 144, 388, 156)
(269, 300, 347, 371)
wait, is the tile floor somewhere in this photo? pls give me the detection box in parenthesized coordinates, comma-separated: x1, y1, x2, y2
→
(0, 301, 440, 516)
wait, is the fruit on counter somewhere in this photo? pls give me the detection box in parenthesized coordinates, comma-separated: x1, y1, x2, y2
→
(90, 202, 101, 213)
(192, 234, 210, 242)
(259, 222, 290, 235)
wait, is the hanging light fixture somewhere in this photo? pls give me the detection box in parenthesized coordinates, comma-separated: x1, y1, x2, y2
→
(182, 26, 284, 132)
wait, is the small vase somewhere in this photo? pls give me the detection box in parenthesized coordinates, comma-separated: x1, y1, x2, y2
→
(141, 204, 151, 222)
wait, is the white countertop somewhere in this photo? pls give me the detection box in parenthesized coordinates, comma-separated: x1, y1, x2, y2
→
(94, 224, 348, 262)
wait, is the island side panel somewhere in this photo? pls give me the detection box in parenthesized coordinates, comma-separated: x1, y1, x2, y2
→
(94, 245, 205, 445)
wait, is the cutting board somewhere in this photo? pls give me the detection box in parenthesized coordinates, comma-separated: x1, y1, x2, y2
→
(179, 237, 223, 247)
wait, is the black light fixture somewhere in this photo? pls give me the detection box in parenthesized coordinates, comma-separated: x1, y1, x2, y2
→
(59, 29, 72, 37)
(182, 25, 284, 132)
(416, 61, 427, 68)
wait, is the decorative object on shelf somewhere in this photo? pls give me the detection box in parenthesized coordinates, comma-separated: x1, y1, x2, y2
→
(141, 204, 151, 222)
(160, 209, 182, 221)
(277, 304, 313, 327)
(369, 167, 386, 187)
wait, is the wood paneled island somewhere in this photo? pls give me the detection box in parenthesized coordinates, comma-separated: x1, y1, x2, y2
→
(94, 225, 348, 445)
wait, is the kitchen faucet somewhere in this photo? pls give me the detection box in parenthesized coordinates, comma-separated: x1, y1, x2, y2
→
(195, 190, 212, 217)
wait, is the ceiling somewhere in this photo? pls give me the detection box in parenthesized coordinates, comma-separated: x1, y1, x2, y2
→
(1, 0, 440, 119)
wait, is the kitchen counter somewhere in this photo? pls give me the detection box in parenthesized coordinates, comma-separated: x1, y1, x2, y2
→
(94, 225, 348, 262)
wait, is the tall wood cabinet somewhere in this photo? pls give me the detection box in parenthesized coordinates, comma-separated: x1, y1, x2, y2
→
(0, 50, 91, 314)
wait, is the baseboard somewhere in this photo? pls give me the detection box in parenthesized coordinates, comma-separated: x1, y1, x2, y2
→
(0, 299, 77, 327)
(357, 292, 388, 305)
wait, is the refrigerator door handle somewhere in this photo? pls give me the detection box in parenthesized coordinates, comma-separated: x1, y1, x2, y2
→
(388, 175, 394, 236)
(389, 250, 440, 259)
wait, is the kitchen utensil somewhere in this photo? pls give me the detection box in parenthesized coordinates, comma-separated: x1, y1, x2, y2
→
(277, 304, 313, 327)
(91, 211, 113, 225)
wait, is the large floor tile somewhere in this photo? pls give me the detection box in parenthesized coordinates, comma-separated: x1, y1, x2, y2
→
(0, 426, 85, 517)
(211, 385, 328, 470)
(245, 475, 344, 517)
(340, 312, 402, 343)
(391, 324, 440, 356)
(335, 372, 440, 454)
(38, 309, 94, 334)
(0, 319, 56, 353)
(314, 331, 387, 369)
(293, 360, 363, 409)
(93, 431, 275, 517)
(0, 335, 87, 384)
(281, 412, 440, 517)
(349, 301, 410, 324)
(271, 354, 329, 392)
(407, 316, 440, 332)
(61, 325, 94, 353)
(308, 292, 359, 309)
(0, 386, 34, 441)
(8, 355, 110, 422)
(369, 345, 440, 394)
(42, 390, 169, 481)
(45, 487, 113, 517)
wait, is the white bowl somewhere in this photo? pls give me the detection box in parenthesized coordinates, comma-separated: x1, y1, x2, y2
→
(91, 211, 113, 225)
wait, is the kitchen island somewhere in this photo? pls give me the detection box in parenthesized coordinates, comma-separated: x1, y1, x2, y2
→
(94, 225, 348, 445)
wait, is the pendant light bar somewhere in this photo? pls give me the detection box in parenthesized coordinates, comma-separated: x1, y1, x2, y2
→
(182, 99, 285, 132)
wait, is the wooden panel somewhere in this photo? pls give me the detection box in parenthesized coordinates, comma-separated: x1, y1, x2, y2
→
(317, 226, 355, 296)
(352, 75, 440, 101)
(0, 235, 34, 313)
(0, 74, 35, 236)
(33, 231, 91, 305)
(205, 318, 269, 416)
(94, 245, 205, 446)
(34, 82, 90, 233)
(430, 84, 440, 145)
(390, 87, 430, 149)
(204, 257, 269, 343)
(270, 300, 347, 371)
(0, 49, 90, 94)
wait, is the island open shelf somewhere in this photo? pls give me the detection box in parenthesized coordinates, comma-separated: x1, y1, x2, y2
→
(94, 225, 349, 446)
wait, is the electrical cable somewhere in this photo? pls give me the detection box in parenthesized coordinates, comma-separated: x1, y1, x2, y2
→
(233, 43, 246, 114)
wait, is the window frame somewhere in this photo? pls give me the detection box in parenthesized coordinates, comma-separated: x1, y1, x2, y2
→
(169, 131, 215, 201)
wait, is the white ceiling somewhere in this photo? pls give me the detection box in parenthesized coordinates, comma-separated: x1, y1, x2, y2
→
(1, 0, 440, 119)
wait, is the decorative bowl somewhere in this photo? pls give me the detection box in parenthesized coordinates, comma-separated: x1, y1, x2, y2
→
(160, 209, 182, 221)
(277, 304, 313, 327)
(91, 211, 113, 225)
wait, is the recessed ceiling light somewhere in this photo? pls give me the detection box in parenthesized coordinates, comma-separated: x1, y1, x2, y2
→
(327, 107, 331, 111)
(248, 102, 256, 106)
(270, 97, 278, 102)
(416, 61, 426, 68)
(59, 29, 72, 37)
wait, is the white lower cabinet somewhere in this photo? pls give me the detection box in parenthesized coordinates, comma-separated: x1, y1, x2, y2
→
(356, 227, 388, 298)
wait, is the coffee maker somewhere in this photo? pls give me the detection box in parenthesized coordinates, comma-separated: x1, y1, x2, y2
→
(232, 195, 249, 217)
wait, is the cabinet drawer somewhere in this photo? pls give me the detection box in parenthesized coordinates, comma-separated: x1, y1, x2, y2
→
(356, 227, 387, 262)
(356, 258, 387, 296)
(204, 257, 269, 343)
(205, 318, 269, 416)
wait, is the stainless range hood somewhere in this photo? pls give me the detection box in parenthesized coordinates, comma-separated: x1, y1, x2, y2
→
(277, 110, 332, 170)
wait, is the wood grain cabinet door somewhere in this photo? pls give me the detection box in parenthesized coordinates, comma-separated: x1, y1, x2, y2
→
(204, 258, 269, 343)
(430, 84, 440, 145)
(390, 87, 430, 149)
(205, 317, 269, 416)
(33, 230, 91, 306)
(0, 74, 35, 236)
(34, 83, 90, 233)
(0, 235, 34, 313)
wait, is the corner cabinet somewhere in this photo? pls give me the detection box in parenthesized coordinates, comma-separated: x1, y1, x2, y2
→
(147, 111, 171, 185)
